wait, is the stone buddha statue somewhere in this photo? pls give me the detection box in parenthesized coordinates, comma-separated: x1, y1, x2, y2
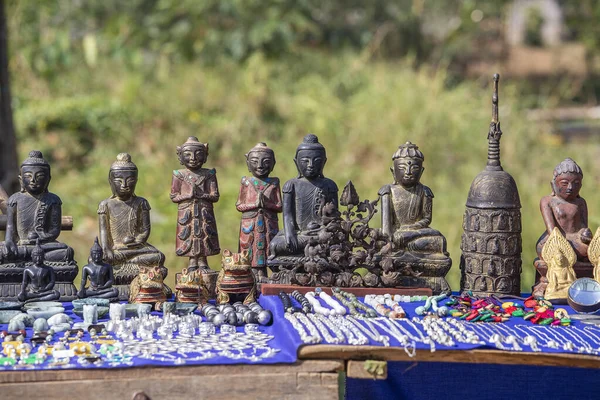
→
(378, 142, 451, 293)
(0, 151, 77, 301)
(1, 151, 74, 263)
(98, 153, 168, 300)
(269, 134, 338, 258)
(17, 240, 60, 303)
(77, 238, 119, 301)
(533, 158, 593, 296)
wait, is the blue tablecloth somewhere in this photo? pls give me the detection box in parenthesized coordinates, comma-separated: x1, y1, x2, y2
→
(0, 295, 303, 370)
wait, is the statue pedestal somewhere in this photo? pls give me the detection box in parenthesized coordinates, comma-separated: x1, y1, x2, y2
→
(0, 261, 78, 301)
(533, 257, 593, 298)
(381, 252, 452, 294)
(267, 252, 451, 294)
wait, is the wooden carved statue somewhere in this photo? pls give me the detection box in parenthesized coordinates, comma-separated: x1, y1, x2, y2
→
(533, 158, 593, 296)
(236, 142, 282, 280)
(171, 137, 220, 271)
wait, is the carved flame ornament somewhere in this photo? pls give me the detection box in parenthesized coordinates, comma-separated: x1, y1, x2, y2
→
(542, 227, 577, 301)
(587, 227, 600, 282)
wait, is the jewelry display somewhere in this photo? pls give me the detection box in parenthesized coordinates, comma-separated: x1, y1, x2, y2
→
(291, 291, 313, 314)
(305, 292, 333, 316)
(331, 288, 377, 318)
(284, 313, 320, 344)
(316, 289, 346, 316)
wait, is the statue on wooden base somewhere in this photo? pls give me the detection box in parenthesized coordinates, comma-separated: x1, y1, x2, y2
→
(0, 151, 77, 300)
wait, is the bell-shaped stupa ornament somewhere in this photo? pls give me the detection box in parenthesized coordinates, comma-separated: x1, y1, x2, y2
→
(459, 74, 522, 296)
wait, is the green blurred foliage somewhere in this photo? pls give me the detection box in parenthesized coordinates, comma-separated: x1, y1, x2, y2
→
(7, 1, 600, 292)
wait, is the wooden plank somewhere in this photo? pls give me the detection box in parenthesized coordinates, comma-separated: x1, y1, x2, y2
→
(347, 360, 387, 380)
(0, 215, 73, 230)
(298, 345, 600, 369)
(261, 284, 432, 297)
(0, 370, 340, 400)
(0, 360, 343, 384)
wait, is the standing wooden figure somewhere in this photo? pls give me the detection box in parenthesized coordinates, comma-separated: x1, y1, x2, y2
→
(236, 142, 282, 280)
(171, 137, 220, 271)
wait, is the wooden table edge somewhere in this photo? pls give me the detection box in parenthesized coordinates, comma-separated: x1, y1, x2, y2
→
(298, 345, 600, 369)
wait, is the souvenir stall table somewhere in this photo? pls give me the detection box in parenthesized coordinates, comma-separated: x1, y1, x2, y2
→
(3, 290, 600, 400)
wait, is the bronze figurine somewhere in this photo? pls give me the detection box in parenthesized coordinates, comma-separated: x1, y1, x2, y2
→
(0, 151, 77, 300)
(171, 137, 220, 271)
(460, 74, 522, 296)
(98, 153, 169, 300)
(236, 142, 282, 280)
(533, 158, 594, 296)
(77, 238, 119, 301)
(269, 134, 338, 258)
(17, 240, 60, 303)
(378, 142, 451, 293)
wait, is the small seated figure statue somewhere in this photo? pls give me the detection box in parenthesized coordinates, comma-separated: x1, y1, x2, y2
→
(17, 240, 60, 303)
(170, 137, 220, 271)
(542, 227, 577, 301)
(98, 153, 168, 299)
(236, 142, 282, 280)
(534, 158, 593, 296)
(1, 151, 74, 263)
(77, 238, 119, 301)
(269, 134, 338, 258)
(378, 142, 451, 292)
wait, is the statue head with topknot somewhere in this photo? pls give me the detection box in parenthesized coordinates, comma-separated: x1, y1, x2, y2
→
(109, 153, 138, 200)
(19, 150, 51, 196)
(294, 134, 327, 179)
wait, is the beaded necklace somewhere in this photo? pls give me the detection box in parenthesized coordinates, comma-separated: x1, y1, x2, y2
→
(306, 313, 341, 344)
(305, 292, 332, 316)
(284, 313, 321, 344)
(345, 316, 390, 346)
(316, 290, 346, 315)
(331, 288, 377, 318)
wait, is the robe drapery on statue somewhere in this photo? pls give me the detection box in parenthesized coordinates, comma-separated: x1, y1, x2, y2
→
(236, 176, 282, 267)
(379, 182, 446, 254)
(269, 177, 338, 256)
(97, 196, 165, 266)
(2, 191, 73, 262)
(171, 168, 220, 258)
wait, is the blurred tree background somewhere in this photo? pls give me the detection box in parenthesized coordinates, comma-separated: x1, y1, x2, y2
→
(5, 0, 600, 292)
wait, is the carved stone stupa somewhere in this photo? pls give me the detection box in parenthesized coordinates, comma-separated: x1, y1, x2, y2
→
(460, 74, 522, 296)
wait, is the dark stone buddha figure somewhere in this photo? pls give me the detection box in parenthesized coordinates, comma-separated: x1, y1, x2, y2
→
(17, 240, 60, 303)
(1, 151, 74, 263)
(77, 237, 119, 301)
(269, 134, 338, 258)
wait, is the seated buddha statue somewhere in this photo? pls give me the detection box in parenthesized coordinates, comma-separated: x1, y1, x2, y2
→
(77, 238, 119, 301)
(378, 142, 451, 292)
(98, 153, 169, 299)
(17, 240, 60, 303)
(533, 158, 593, 296)
(1, 151, 74, 263)
(269, 134, 338, 258)
(379, 142, 449, 258)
